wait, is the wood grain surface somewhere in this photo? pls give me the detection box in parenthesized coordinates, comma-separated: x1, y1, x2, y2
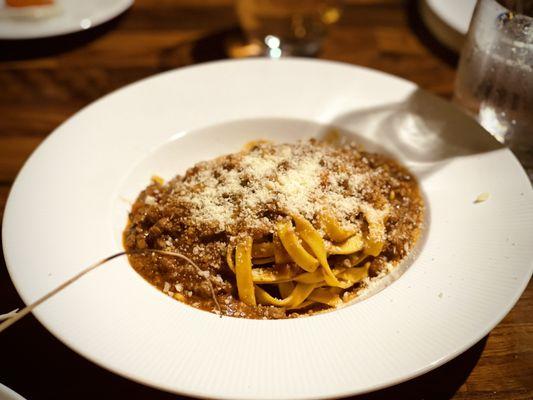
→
(0, 1, 531, 399)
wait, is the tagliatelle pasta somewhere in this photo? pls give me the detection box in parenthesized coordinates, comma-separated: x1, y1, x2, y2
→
(124, 139, 423, 319)
(227, 212, 381, 309)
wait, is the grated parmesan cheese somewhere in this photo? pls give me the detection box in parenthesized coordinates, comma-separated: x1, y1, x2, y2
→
(145, 195, 156, 205)
(198, 270, 210, 278)
(173, 141, 382, 233)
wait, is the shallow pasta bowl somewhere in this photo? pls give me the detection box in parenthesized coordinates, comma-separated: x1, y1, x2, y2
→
(3, 58, 532, 399)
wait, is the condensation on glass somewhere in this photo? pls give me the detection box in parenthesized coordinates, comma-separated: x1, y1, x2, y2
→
(454, 0, 533, 178)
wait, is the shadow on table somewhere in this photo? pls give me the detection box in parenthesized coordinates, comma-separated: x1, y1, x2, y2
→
(189, 27, 244, 64)
(0, 11, 129, 62)
(347, 337, 487, 400)
(155, 26, 238, 70)
(404, 0, 459, 67)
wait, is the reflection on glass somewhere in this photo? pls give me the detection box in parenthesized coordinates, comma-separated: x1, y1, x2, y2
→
(236, 0, 341, 57)
(454, 0, 533, 178)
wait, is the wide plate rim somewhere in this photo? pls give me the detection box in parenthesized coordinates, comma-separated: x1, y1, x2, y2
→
(3, 58, 532, 399)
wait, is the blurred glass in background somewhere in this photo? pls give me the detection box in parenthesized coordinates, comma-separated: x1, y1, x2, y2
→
(454, 0, 533, 177)
(235, 0, 342, 57)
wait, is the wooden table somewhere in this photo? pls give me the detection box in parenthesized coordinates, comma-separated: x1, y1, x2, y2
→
(0, 1, 531, 399)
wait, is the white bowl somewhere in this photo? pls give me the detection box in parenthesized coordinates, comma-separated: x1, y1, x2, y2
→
(3, 59, 532, 399)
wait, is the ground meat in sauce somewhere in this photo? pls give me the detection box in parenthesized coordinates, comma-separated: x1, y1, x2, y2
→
(123, 140, 424, 319)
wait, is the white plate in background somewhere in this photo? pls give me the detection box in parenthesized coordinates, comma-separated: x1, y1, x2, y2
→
(420, 0, 477, 51)
(0, 0, 133, 40)
(3, 59, 532, 399)
(0, 383, 25, 400)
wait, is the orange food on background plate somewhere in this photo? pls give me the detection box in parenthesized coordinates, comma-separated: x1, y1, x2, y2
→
(6, 0, 54, 7)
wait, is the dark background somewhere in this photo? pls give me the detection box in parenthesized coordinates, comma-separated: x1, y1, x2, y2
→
(0, 1, 531, 399)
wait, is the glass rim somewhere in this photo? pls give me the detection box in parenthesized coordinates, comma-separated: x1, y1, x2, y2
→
(481, 0, 533, 21)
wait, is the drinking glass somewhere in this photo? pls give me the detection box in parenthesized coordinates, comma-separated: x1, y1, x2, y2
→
(454, 0, 533, 179)
(235, 0, 342, 57)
